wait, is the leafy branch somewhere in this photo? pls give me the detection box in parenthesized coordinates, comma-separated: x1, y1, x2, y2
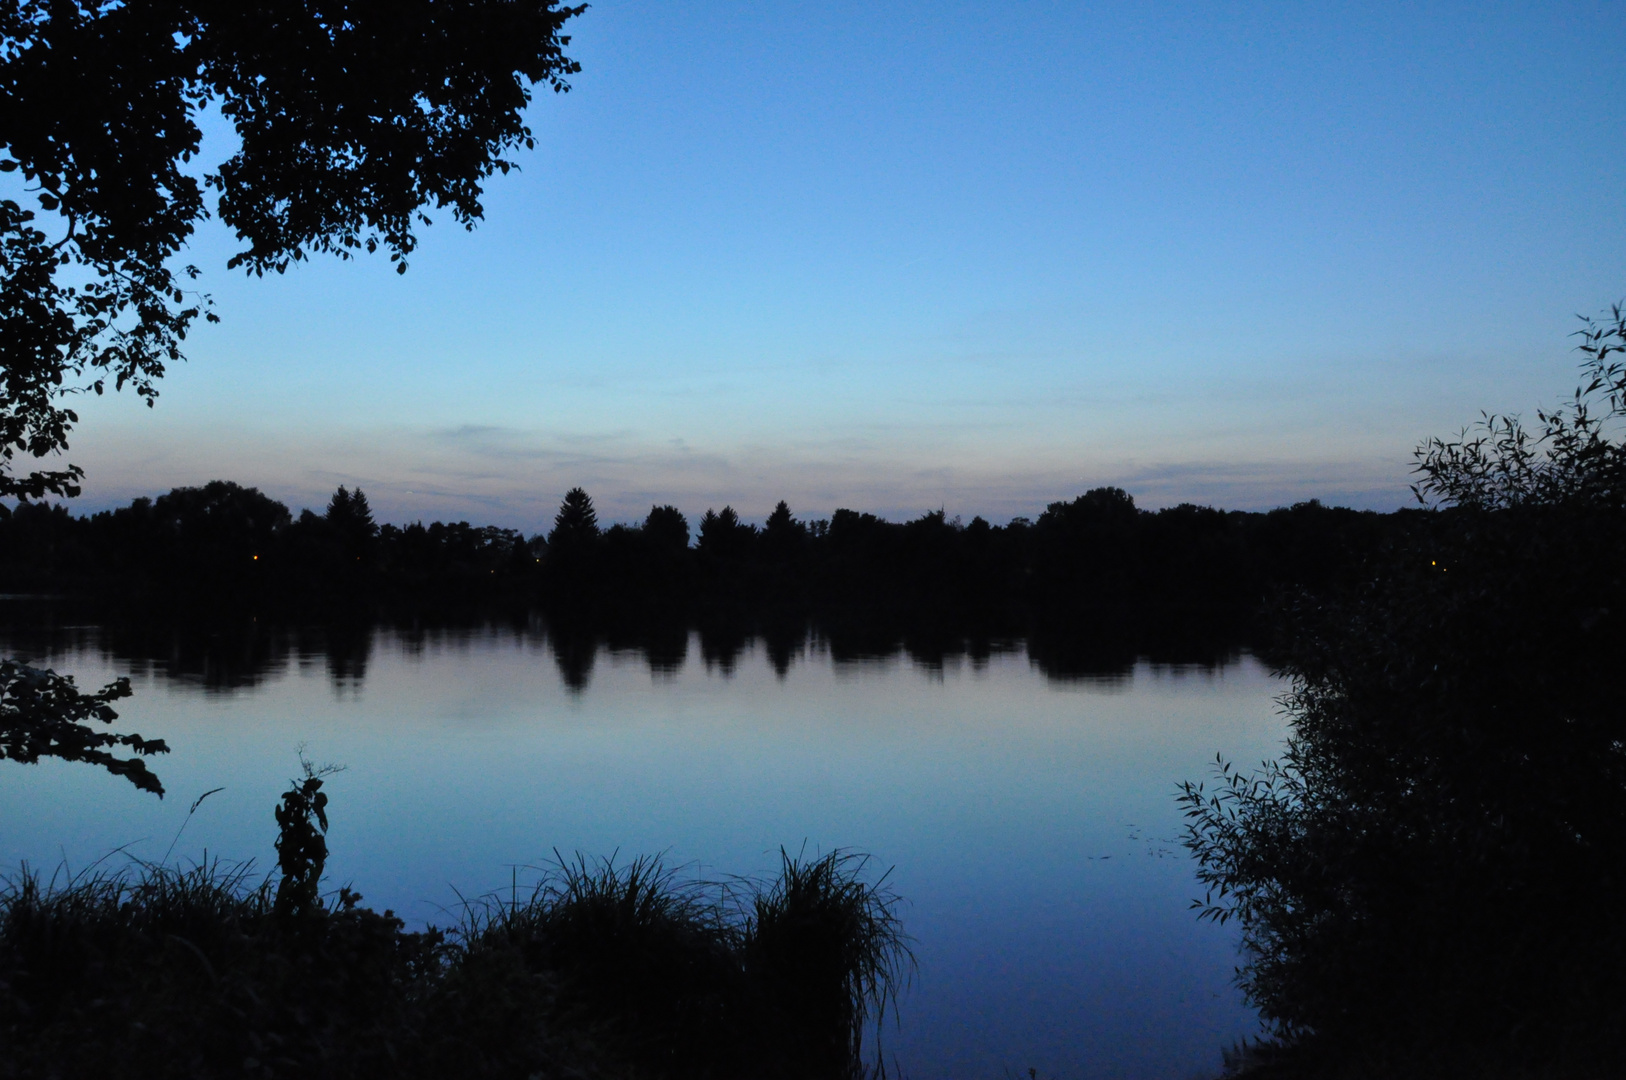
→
(0, 657, 167, 795)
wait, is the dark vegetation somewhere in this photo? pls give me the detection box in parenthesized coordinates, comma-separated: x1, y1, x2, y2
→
(0, 481, 1408, 794)
(1, 0, 585, 799)
(0, 480, 1405, 789)
(0, 6, 908, 1077)
(8, 5, 1623, 1075)
(0, 655, 163, 793)
(0, 765, 911, 1080)
(0, 480, 1400, 640)
(1184, 306, 1626, 1079)
(0, 0, 584, 502)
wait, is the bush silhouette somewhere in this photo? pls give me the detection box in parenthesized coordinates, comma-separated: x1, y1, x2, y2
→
(2, 782, 913, 1080)
(1182, 303, 1626, 1075)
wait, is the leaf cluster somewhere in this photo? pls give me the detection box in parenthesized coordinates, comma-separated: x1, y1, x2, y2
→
(0, 655, 165, 795)
(1411, 304, 1626, 511)
(273, 754, 344, 919)
(0, 0, 584, 498)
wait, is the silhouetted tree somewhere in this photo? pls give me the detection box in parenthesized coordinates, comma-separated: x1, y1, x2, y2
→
(543, 488, 602, 610)
(1031, 486, 1143, 616)
(696, 506, 759, 604)
(0, 0, 585, 502)
(142, 481, 291, 592)
(607, 504, 692, 608)
(0, 500, 84, 589)
(759, 501, 809, 605)
(1182, 303, 1626, 1073)
(763, 501, 803, 545)
(644, 504, 690, 552)
(550, 488, 600, 548)
(326, 486, 373, 532)
(697, 506, 737, 546)
(508, 529, 541, 577)
(325, 484, 379, 565)
(1, 0, 584, 793)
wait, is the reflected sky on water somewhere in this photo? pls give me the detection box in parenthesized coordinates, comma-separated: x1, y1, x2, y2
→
(0, 617, 1286, 1079)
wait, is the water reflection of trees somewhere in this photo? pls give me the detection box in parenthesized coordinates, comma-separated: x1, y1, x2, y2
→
(0, 605, 1246, 693)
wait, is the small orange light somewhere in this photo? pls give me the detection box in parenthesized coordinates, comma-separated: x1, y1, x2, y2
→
(253, 555, 258, 561)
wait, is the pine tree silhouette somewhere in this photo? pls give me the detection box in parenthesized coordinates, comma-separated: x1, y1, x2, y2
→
(325, 485, 378, 562)
(550, 488, 600, 549)
(765, 501, 795, 536)
(326, 486, 353, 522)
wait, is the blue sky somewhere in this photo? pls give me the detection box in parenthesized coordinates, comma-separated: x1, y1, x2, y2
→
(63, 1, 1626, 531)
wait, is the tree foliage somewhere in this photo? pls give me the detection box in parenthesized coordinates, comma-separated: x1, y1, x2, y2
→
(643, 503, 691, 552)
(0, 658, 165, 795)
(1411, 303, 1626, 511)
(1180, 303, 1626, 1069)
(549, 486, 599, 547)
(0, 0, 584, 499)
(0, 0, 581, 794)
(273, 756, 342, 919)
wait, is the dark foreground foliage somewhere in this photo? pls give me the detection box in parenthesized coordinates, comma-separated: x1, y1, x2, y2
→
(1184, 306, 1626, 1078)
(0, 0, 584, 503)
(0, 656, 165, 794)
(0, 777, 910, 1080)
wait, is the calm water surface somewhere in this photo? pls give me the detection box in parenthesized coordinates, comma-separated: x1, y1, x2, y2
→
(0, 620, 1286, 1079)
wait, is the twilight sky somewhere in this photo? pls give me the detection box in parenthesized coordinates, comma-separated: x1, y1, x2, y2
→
(61, 1, 1626, 531)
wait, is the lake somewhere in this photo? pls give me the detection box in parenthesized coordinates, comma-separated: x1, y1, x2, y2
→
(0, 614, 1286, 1079)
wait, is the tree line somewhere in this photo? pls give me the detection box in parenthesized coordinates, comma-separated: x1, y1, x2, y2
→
(0, 480, 1406, 637)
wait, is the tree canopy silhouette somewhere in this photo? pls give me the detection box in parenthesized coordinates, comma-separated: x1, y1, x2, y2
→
(0, 658, 165, 795)
(550, 487, 600, 548)
(325, 484, 378, 564)
(0, 0, 582, 794)
(1181, 303, 1626, 1073)
(643, 504, 690, 552)
(0, 0, 584, 500)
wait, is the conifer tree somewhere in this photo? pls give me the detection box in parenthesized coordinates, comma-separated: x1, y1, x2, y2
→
(550, 487, 599, 548)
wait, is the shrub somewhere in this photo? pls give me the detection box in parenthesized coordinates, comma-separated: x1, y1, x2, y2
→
(2, 780, 912, 1079)
(1181, 304, 1626, 1075)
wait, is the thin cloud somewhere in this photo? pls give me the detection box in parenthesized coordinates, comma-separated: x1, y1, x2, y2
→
(62, 418, 1415, 533)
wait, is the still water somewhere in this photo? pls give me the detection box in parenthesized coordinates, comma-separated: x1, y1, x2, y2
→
(1, 618, 1286, 1079)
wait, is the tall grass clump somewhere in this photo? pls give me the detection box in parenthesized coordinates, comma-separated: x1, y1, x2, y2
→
(742, 850, 911, 1080)
(0, 858, 444, 1079)
(451, 852, 741, 1078)
(2, 768, 912, 1079)
(450, 848, 912, 1080)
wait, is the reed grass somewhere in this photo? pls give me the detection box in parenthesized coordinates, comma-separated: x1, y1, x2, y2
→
(0, 847, 912, 1080)
(742, 849, 912, 1079)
